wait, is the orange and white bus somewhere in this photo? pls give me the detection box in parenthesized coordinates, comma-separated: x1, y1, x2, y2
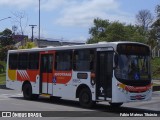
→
(6, 41, 152, 108)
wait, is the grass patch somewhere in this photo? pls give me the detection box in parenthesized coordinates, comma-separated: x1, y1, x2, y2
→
(151, 57, 160, 79)
(153, 83, 160, 86)
(0, 73, 6, 85)
(0, 61, 6, 85)
(0, 61, 6, 73)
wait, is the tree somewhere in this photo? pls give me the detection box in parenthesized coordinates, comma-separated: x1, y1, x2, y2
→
(0, 29, 16, 61)
(156, 5, 160, 19)
(149, 5, 160, 47)
(88, 18, 110, 43)
(136, 9, 154, 31)
(106, 21, 126, 41)
(87, 18, 146, 44)
(12, 11, 28, 35)
(0, 45, 16, 61)
(0, 29, 15, 47)
(146, 32, 157, 49)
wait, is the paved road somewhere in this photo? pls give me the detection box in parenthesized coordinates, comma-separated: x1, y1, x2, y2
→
(0, 89, 160, 119)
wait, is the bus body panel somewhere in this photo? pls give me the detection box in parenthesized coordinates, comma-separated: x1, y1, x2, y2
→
(6, 80, 22, 91)
(52, 71, 96, 101)
(6, 41, 152, 106)
(112, 73, 152, 103)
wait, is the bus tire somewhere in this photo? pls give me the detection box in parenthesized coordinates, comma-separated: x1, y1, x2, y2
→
(79, 88, 94, 108)
(109, 102, 123, 107)
(23, 83, 32, 100)
(32, 94, 39, 100)
(23, 83, 39, 100)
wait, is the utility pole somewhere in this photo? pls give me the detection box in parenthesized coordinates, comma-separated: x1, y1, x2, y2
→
(29, 25, 37, 42)
(39, 0, 41, 46)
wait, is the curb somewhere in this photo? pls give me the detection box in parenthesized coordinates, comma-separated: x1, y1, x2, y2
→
(0, 85, 6, 89)
(0, 85, 11, 90)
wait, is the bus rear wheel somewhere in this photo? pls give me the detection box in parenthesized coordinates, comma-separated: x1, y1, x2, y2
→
(79, 88, 94, 108)
(23, 83, 39, 100)
(109, 102, 123, 107)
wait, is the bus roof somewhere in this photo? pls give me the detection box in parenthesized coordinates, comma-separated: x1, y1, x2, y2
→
(8, 41, 149, 53)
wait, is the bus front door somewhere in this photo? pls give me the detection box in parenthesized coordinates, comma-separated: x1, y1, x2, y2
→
(40, 54, 54, 94)
(96, 51, 113, 100)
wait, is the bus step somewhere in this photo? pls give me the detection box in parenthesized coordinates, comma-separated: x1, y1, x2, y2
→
(40, 94, 51, 97)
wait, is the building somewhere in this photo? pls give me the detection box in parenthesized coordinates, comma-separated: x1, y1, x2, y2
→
(34, 38, 85, 48)
(11, 35, 85, 48)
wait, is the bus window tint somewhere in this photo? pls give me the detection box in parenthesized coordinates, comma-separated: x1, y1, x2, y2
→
(18, 53, 28, 69)
(9, 54, 18, 69)
(55, 51, 72, 71)
(28, 53, 39, 69)
(74, 50, 94, 71)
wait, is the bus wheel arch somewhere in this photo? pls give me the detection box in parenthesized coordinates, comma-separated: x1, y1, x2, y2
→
(76, 84, 90, 98)
(76, 84, 94, 108)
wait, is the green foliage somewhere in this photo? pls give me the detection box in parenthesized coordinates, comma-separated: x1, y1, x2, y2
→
(0, 45, 17, 61)
(106, 22, 126, 41)
(148, 4, 160, 48)
(88, 18, 109, 43)
(156, 5, 160, 18)
(1, 29, 12, 36)
(0, 73, 6, 84)
(0, 28, 16, 61)
(146, 29, 157, 49)
(87, 18, 146, 44)
(19, 42, 36, 49)
(151, 58, 160, 79)
(0, 61, 6, 84)
(0, 29, 15, 47)
(0, 61, 6, 73)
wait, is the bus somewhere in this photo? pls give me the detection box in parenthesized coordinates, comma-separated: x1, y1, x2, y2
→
(6, 41, 152, 108)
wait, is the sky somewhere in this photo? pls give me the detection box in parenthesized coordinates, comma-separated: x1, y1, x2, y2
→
(0, 0, 159, 42)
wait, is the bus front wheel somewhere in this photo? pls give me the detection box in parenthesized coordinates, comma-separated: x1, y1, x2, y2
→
(79, 88, 94, 108)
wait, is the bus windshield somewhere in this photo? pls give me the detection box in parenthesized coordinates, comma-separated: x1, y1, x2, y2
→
(115, 54, 150, 81)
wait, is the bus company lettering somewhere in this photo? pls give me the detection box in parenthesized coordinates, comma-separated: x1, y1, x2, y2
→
(55, 73, 71, 77)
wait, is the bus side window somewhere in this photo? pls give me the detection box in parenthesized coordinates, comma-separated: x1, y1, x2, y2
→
(74, 50, 94, 71)
(18, 53, 28, 70)
(9, 53, 18, 69)
(55, 51, 72, 71)
(28, 53, 39, 70)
